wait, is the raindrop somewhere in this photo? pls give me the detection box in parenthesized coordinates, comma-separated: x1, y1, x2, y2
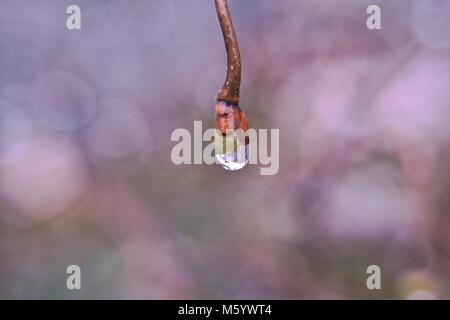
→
(214, 101, 249, 171)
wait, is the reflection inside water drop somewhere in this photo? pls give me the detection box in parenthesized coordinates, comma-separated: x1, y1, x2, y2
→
(215, 141, 249, 171)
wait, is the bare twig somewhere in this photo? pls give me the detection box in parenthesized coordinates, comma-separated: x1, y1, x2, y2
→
(215, 0, 241, 105)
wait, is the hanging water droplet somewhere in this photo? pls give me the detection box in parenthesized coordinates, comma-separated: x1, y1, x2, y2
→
(215, 130, 249, 171)
(214, 101, 249, 171)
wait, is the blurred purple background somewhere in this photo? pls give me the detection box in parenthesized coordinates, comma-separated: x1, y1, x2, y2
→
(0, 0, 449, 299)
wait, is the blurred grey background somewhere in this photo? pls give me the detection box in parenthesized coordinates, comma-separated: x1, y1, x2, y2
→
(0, 0, 449, 299)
